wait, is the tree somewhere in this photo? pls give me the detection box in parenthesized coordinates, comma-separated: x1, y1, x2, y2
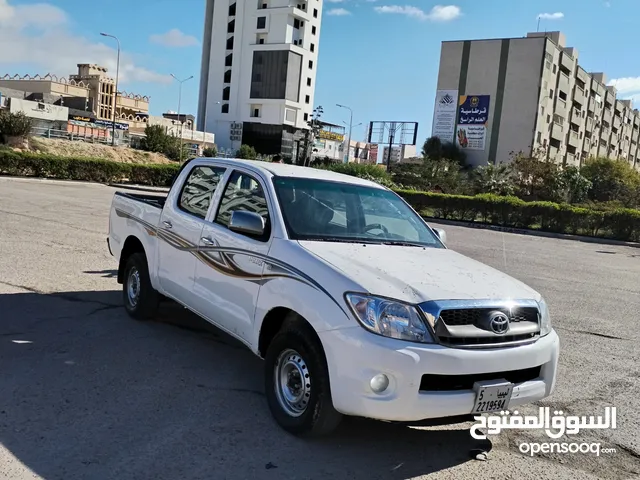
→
(0, 111, 32, 147)
(235, 144, 257, 159)
(139, 125, 187, 161)
(510, 153, 564, 201)
(202, 146, 217, 157)
(580, 157, 640, 206)
(556, 166, 592, 204)
(471, 164, 516, 196)
(422, 136, 443, 160)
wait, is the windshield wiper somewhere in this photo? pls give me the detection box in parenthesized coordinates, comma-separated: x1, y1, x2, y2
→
(298, 236, 380, 244)
(380, 240, 428, 247)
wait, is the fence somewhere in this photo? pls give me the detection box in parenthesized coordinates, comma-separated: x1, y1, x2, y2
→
(31, 126, 130, 146)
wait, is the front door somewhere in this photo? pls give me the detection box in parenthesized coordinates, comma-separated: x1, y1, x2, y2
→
(157, 164, 227, 305)
(192, 169, 272, 342)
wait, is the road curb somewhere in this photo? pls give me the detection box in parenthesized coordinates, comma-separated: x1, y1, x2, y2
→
(425, 217, 640, 249)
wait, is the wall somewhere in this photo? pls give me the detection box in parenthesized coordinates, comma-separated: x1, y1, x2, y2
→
(9, 97, 68, 121)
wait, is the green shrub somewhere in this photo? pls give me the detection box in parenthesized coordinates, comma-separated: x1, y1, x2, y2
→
(202, 146, 217, 157)
(236, 144, 257, 159)
(0, 150, 179, 186)
(322, 162, 391, 180)
(0, 111, 32, 140)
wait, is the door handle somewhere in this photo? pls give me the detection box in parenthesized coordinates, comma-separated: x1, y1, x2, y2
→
(200, 237, 216, 246)
(162, 221, 173, 229)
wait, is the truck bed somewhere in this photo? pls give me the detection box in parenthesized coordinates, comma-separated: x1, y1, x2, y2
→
(114, 191, 167, 210)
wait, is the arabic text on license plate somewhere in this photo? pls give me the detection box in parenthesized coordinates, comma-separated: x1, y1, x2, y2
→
(472, 382, 513, 414)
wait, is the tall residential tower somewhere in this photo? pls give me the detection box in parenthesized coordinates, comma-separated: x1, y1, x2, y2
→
(197, 0, 323, 156)
(433, 31, 640, 169)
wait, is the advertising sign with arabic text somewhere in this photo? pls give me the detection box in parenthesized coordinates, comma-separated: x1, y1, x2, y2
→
(456, 95, 490, 151)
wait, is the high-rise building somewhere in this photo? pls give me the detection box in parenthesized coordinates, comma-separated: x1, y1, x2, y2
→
(197, 0, 323, 157)
(433, 31, 640, 169)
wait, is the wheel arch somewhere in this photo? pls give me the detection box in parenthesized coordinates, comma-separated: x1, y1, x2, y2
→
(258, 307, 324, 360)
(117, 235, 146, 284)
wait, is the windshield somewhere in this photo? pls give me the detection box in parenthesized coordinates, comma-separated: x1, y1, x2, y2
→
(272, 177, 443, 248)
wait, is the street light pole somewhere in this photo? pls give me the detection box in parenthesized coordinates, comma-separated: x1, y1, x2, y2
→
(100, 32, 120, 147)
(171, 74, 194, 163)
(336, 103, 352, 163)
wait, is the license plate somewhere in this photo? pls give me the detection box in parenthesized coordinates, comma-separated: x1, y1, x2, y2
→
(471, 380, 513, 414)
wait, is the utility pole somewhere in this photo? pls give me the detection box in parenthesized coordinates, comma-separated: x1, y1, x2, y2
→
(170, 74, 194, 162)
(336, 103, 353, 163)
(100, 32, 120, 147)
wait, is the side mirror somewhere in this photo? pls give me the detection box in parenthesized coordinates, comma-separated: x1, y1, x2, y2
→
(432, 227, 447, 244)
(229, 210, 265, 237)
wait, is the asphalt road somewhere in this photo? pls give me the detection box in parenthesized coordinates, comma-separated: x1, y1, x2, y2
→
(0, 177, 639, 480)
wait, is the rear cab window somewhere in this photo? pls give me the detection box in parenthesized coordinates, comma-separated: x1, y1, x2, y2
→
(178, 165, 226, 219)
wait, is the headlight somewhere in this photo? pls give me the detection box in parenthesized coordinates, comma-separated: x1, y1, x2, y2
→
(538, 297, 552, 336)
(345, 293, 434, 343)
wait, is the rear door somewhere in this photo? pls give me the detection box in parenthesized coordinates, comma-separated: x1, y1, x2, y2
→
(157, 163, 227, 305)
(192, 168, 273, 341)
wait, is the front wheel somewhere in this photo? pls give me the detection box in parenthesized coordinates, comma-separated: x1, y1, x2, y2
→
(122, 252, 159, 320)
(264, 324, 342, 437)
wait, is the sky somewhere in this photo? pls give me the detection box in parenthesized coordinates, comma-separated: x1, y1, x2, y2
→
(1, 0, 639, 145)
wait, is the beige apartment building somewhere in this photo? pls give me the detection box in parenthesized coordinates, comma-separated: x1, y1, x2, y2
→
(0, 64, 150, 124)
(434, 31, 640, 169)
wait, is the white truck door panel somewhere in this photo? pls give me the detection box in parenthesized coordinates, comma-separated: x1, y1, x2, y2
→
(193, 170, 272, 342)
(157, 165, 227, 304)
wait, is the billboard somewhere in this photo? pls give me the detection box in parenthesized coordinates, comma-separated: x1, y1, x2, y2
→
(431, 89, 458, 142)
(317, 129, 344, 142)
(456, 95, 490, 151)
(10, 98, 68, 122)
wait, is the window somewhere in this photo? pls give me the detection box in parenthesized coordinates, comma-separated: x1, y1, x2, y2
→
(537, 131, 542, 144)
(312, 25, 316, 35)
(178, 166, 226, 219)
(293, 19, 300, 29)
(221, 103, 229, 113)
(222, 86, 230, 101)
(226, 36, 234, 50)
(273, 177, 442, 247)
(225, 53, 233, 67)
(227, 19, 235, 33)
(308, 60, 313, 69)
(306, 77, 312, 87)
(305, 95, 310, 104)
(310, 43, 315, 52)
(313, 8, 318, 17)
(224, 69, 232, 83)
(257, 16, 266, 29)
(228, 3, 236, 16)
(215, 171, 270, 240)
(303, 113, 309, 121)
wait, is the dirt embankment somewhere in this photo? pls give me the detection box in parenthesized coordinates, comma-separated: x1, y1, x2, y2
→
(29, 137, 173, 164)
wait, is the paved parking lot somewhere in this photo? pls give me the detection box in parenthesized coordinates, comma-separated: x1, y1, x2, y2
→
(1, 176, 639, 480)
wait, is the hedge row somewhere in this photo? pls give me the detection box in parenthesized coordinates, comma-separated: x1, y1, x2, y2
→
(396, 189, 640, 242)
(1, 152, 639, 242)
(0, 151, 179, 186)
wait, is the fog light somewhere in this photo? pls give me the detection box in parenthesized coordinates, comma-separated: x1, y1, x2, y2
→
(370, 374, 390, 394)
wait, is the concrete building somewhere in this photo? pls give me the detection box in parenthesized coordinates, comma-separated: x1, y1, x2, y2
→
(312, 121, 345, 161)
(381, 144, 418, 164)
(434, 31, 640, 169)
(197, 0, 323, 156)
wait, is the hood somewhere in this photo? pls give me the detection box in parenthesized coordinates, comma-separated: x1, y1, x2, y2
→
(298, 241, 540, 304)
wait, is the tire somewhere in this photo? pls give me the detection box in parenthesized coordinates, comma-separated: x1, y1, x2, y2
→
(122, 252, 159, 320)
(264, 322, 342, 437)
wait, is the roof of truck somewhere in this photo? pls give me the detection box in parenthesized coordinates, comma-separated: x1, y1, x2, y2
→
(200, 157, 386, 189)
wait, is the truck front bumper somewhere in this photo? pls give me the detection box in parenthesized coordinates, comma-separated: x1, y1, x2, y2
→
(319, 327, 559, 422)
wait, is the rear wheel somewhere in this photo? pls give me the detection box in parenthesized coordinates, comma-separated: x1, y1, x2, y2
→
(265, 323, 342, 437)
(122, 252, 159, 320)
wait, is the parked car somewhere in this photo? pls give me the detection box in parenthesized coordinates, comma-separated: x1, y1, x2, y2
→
(107, 157, 559, 436)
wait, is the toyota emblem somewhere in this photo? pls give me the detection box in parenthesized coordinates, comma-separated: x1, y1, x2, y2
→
(489, 312, 510, 334)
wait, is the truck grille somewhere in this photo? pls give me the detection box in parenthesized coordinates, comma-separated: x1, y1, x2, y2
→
(419, 366, 542, 391)
(419, 300, 541, 349)
(440, 307, 539, 326)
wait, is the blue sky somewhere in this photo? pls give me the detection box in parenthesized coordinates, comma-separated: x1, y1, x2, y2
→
(1, 0, 639, 145)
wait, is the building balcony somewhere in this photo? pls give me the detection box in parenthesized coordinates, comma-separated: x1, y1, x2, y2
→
(613, 115, 622, 130)
(117, 93, 150, 112)
(603, 109, 612, 124)
(601, 127, 609, 141)
(560, 53, 574, 72)
(568, 130, 580, 148)
(565, 152, 578, 166)
(555, 97, 567, 115)
(558, 72, 571, 95)
(551, 122, 564, 141)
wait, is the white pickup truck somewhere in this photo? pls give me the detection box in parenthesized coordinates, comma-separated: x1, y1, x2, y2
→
(108, 157, 559, 436)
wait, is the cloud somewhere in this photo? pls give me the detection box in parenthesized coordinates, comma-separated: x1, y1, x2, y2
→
(374, 4, 461, 22)
(537, 12, 564, 20)
(327, 7, 351, 15)
(0, 0, 171, 85)
(608, 77, 640, 94)
(149, 28, 199, 47)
